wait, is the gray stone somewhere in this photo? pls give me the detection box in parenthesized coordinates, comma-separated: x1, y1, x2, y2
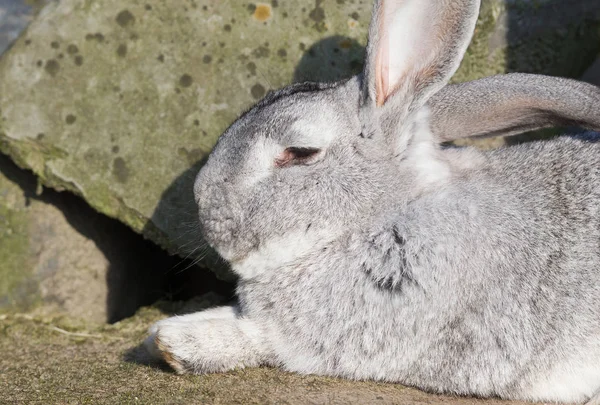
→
(0, 153, 114, 322)
(0, 153, 229, 323)
(0, 0, 598, 279)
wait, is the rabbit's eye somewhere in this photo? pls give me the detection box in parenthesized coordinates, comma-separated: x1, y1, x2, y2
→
(275, 147, 321, 168)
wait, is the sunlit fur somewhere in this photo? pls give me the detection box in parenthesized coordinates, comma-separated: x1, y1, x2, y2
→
(145, 0, 600, 403)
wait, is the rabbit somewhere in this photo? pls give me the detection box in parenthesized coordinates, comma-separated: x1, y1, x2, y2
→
(144, 0, 600, 403)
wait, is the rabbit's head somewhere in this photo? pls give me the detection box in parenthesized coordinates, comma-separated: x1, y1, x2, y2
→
(193, 80, 394, 277)
(194, 0, 481, 278)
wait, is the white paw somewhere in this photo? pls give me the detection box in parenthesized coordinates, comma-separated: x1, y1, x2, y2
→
(142, 310, 256, 375)
(143, 318, 195, 374)
(143, 307, 239, 372)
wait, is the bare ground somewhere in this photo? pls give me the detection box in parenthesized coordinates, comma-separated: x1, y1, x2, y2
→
(0, 304, 546, 405)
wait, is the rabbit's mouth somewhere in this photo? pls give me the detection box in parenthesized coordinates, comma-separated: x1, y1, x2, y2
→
(198, 206, 260, 265)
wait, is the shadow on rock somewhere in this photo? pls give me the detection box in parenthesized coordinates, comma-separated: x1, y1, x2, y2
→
(501, 0, 600, 78)
(293, 35, 364, 83)
(142, 156, 236, 285)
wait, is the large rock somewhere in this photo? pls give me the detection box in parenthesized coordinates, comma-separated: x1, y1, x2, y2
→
(0, 153, 229, 323)
(0, 0, 598, 279)
(0, 153, 115, 322)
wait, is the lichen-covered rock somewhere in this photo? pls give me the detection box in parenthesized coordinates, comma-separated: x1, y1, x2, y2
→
(0, 153, 113, 322)
(0, 0, 598, 279)
(0, 153, 225, 323)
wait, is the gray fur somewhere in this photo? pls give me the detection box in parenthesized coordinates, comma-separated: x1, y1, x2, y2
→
(430, 73, 600, 141)
(145, 0, 600, 403)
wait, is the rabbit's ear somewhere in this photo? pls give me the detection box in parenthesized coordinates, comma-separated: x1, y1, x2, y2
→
(361, 0, 480, 118)
(428, 74, 600, 142)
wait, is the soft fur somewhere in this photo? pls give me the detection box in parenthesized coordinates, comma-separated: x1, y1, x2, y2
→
(145, 0, 600, 403)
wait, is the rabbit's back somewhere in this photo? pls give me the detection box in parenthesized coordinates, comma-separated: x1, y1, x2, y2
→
(458, 135, 600, 398)
(403, 136, 600, 399)
(486, 135, 600, 225)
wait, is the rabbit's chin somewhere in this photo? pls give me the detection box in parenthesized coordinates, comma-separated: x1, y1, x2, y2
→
(228, 228, 341, 280)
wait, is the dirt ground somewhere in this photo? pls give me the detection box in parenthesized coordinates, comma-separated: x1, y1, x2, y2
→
(0, 305, 544, 405)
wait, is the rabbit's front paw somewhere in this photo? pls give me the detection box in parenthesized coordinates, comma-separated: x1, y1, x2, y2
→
(143, 310, 267, 375)
(145, 317, 233, 374)
(143, 319, 194, 373)
(150, 322, 195, 374)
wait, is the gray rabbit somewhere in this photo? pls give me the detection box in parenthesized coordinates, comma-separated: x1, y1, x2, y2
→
(144, 0, 600, 403)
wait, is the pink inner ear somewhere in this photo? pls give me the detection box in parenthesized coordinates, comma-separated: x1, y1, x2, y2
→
(373, 0, 446, 107)
(375, 1, 389, 107)
(376, 36, 390, 107)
